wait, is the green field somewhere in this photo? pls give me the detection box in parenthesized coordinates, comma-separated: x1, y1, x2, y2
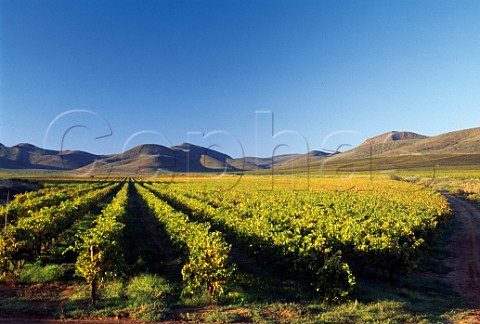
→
(0, 175, 477, 322)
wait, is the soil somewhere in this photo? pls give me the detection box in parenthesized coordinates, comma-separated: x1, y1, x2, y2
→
(0, 312, 154, 323)
(125, 185, 180, 279)
(0, 285, 142, 323)
(441, 195, 480, 308)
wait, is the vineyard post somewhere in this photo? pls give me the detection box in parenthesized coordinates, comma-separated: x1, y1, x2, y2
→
(4, 191, 9, 233)
(90, 245, 97, 306)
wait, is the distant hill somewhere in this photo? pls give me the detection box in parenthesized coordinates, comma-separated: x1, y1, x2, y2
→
(362, 131, 428, 145)
(1, 127, 479, 173)
(332, 128, 480, 160)
(79, 142, 241, 174)
(311, 127, 480, 172)
(0, 143, 100, 170)
(231, 150, 331, 171)
(382, 128, 480, 154)
(332, 131, 429, 160)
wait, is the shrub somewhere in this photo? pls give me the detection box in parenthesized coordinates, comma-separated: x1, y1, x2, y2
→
(126, 274, 172, 321)
(450, 188, 464, 195)
(467, 193, 480, 203)
(314, 252, 356, 303)
(101, 280, 126, 300)
(18, 262, 65, 284)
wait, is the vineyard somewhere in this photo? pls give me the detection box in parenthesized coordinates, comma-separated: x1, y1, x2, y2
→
(0, 177, 455, 322)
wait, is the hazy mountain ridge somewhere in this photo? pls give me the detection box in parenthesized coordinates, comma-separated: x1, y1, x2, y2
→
(1, 127, 479, 173)
(362, 131, 428, 146)
(0, 143, 101, 170)
(86, 142, 241, 173)
(336, 128, 480, 159)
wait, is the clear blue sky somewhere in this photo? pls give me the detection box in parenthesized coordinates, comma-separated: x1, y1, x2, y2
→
(1, 0, 480, 158)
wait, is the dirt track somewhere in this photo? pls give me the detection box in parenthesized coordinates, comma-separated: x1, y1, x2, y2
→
(442, 195, 480, 308)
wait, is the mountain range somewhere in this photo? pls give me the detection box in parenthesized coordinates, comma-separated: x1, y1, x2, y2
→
(1, 127, 479, 174)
